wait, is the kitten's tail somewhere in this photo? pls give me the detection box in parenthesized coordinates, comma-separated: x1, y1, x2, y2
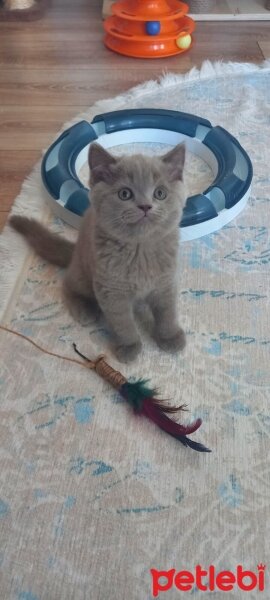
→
(9, 215, 74, 268)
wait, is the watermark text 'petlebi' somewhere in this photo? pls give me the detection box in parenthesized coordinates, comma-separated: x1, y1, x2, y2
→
(151, 564, 266, 596)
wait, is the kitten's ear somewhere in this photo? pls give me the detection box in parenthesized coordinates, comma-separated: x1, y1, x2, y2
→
(161, 143, 186, 181)
(89, 143, 117, 184)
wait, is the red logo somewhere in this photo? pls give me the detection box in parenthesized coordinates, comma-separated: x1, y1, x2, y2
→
(151, 564, 266, 596)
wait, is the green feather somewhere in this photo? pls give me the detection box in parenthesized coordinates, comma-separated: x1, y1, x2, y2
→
(121, 379, 157, 412)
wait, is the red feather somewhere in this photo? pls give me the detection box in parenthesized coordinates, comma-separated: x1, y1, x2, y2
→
(141, 397, 202, 436)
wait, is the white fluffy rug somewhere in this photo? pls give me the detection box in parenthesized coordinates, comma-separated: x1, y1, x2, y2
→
(0, 61, 269, 599)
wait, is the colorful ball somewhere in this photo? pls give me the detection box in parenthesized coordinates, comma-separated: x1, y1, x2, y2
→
(146, 21, 161, 36)
(176, 33, 192, 50)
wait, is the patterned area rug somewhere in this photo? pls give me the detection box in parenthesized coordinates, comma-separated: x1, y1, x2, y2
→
(0, 61, 269, 599)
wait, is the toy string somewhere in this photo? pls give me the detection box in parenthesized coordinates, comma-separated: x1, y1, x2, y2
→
(0, 325, 126, 388)
(0, 324, 96, 370)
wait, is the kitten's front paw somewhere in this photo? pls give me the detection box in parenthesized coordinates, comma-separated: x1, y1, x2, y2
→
(155, 328, 186, 353)
(114, 340, 142, 363)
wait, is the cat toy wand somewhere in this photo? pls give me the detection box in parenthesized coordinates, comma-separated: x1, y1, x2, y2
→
(0, 325, 210, 452)
(73, 344, 211, 453)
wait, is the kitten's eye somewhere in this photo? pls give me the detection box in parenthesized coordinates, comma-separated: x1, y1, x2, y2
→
(154, 186, 167, 200)
(118, 188, 133, 201)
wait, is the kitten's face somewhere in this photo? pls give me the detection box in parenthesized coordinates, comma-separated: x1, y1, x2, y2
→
(88, 143, 186, 241)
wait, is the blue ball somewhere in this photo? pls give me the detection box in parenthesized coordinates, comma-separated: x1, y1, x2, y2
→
(146, 21, 161, 36)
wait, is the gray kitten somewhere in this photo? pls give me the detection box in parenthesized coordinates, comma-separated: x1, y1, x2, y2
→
(10, 142, 186, 362)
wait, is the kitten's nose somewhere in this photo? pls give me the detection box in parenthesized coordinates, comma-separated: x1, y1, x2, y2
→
(138, 204, 152, 214)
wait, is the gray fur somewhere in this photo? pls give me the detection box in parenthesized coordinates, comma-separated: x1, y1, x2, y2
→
(9, 215, 74, 268)
(10, 143, 187, 362)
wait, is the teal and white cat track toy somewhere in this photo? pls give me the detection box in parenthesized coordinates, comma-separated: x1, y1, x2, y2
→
(41, 108, 253, 241)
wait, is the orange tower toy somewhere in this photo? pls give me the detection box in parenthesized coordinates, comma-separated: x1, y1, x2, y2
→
(104, 0, 195, 58)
